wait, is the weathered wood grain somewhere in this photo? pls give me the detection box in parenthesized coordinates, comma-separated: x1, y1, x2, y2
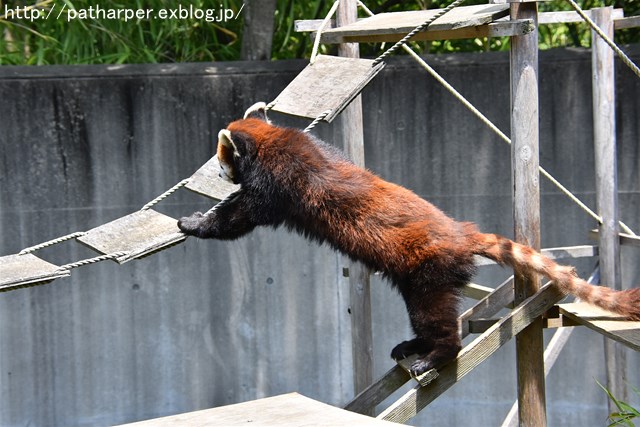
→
(377, 284, 565, 423)
(118, 392, 403, 426)
(77, 210, 186, 264)
(269, 55, 384, 123)
(559, 303, 640, 352)
(320, 4, 509, 43)
(0, 253, 70, 290)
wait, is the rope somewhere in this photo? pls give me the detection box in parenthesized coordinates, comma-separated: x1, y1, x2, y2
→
(303, 110, 332, 132)
(57, 251, 127, 271)
(141, 178, 191, 211)
(204, 189, 244, 216)
(19, 231, 86, 255)
(566, 0, 640, 79)
(372, 0, 466, 66)
(359, 1, 636, 236)
(311, 0, 341, 64)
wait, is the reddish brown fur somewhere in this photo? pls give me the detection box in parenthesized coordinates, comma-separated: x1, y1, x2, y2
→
(179, 113, 640, 376)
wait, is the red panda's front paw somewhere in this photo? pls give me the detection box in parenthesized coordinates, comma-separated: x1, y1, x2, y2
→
(178, 212, 205, 236)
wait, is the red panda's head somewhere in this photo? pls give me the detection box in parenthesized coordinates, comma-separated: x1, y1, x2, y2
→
(216, 102, 280, 185)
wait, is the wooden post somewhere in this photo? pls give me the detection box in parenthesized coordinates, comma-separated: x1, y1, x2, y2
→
(592, 6, 627, 410)
(510, 2, 547, 426)
(336, 0, 374, 398)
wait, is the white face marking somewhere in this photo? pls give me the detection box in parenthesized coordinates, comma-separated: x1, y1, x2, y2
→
(218, 161, 235, 183)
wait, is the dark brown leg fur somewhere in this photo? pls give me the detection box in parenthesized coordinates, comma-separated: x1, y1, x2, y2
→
(393, 285, 462, 376)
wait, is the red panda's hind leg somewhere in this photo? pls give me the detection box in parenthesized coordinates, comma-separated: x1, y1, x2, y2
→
(395, 286, 462, 377)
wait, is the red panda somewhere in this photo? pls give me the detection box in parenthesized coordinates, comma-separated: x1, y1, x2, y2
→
(178, 102, 640, 376)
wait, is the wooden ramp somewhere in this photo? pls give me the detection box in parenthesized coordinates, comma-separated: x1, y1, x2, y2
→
(117, 392, 402, 426)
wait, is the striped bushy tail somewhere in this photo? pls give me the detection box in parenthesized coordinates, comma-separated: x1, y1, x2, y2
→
(472, 233, 640, 320)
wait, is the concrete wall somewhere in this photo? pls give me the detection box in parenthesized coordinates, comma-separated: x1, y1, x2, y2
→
(0, 47, 639, 426)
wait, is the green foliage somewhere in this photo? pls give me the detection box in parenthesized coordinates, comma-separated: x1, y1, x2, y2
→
(0, 0, 639, 65)
(597, 379, 640, 427)
(1, 0, 244, 64)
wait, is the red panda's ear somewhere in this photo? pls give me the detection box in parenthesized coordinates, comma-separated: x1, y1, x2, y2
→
(217, 129, 239, 157)
(243, 102, 270, 123)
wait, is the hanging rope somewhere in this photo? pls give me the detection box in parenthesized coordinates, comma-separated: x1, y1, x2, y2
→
(204, 189, 244, 216)
(141, 178, 191, 211)
(303, 110, 332, 132)
(565, 0, 640, 79)
(57, 252, 128, 272)
(19, 231, 87, 255)
(372, 0, 467, 66)
(311, 0, 341, 64)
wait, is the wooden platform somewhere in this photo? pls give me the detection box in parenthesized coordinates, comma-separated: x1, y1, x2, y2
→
(118, 392, 402, 426)
(317, 4, 532, 44)
(0, 253, 69, 290)
(559, 302, 640, 352)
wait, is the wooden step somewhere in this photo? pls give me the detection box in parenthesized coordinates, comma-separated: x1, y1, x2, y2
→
(269, 54, 385, 122)
(0, 253, 69, 290)
(185, 155, 240, 201)
(77, 209, 186, 264)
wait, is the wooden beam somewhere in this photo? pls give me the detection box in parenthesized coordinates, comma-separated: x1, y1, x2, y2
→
(538, 9, 623, 25)
(377, 283, 565, 424)
(343, 365, 410, 415)
(615, 15, 640, 30)
(337, 0, 374, 402)
(592, 6, 628, 410)
(510, 2, 547, 425)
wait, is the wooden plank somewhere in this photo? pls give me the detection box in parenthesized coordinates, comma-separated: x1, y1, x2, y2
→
(0, 253, 70, 290)
(460, 276, 515, 337)
(320, 4, 509, 44)
(615, 15, 640, 30)
(590, 230, 640, 247)
(298, 17, 532, 42)
(344, 365, 410, 415)
(538, 9, 623, 25)
(559, 303, 640, 352)
(184, 155, 240, 201)
(77, 210, 186, 264)
(474, 245, 597, 266)
(377, 283, 565, 423)
(118, 392, 403, 426)
(322, 20, 532, 43)
(462, 282, 496, 300)
(269, 55, 384, 123)
(346, 275, 514, 414)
